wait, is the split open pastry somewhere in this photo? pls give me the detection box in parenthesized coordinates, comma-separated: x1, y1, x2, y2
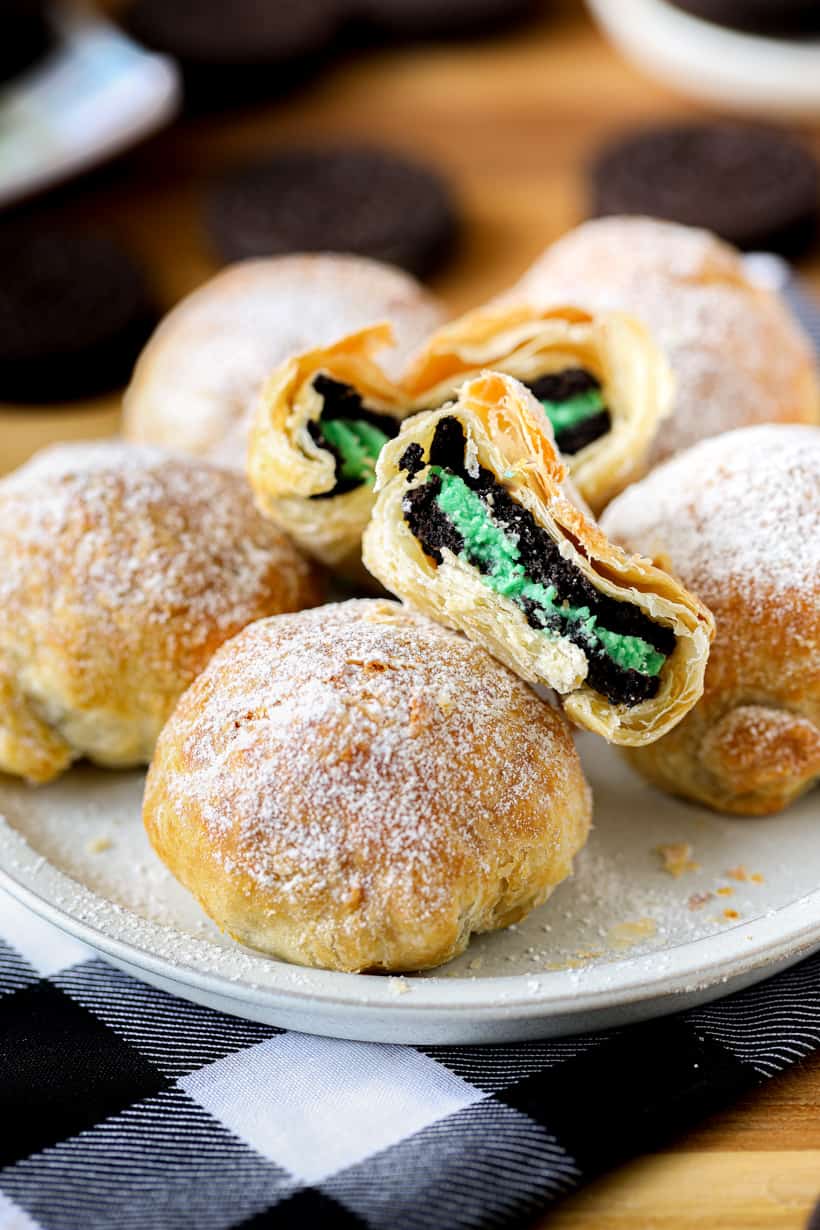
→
(403, 303, 674, 514)
(248, 325, 408, 577)
(363, 372, 714, 746)
(144, 599, 592, 972)
(0, 442, 322, 784)
(123, 254, 443, 470)
(602, 424, 820, 814)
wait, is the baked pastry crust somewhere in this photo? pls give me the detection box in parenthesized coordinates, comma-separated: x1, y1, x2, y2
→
(0, 442, 322, 784)
(602, 424, 820, 814)
(363, 372, 714, 746)
(505, 217, 820, 464)
(403, 302, 674, 513)
(123, 254, 444, 470)
(143, 599, 592, 972)
(248, 324, 407, 577)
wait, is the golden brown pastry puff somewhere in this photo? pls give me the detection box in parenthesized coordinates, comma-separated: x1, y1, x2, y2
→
(143, 599, 592, 972)
(248, 325, 407, 577)
(363, 372, 714, 747)
(602, 424, 820, 815)
(403, 302, 674, 514)
(123, 254, 444, 470)
(506, 217, 820, 464)
(0, 442, 322, 784)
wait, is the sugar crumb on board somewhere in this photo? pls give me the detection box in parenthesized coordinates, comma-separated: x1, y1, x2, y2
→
(655, 842, 699, 877)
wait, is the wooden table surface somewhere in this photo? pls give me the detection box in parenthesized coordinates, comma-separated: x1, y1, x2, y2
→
(2, 3, 820, 1226)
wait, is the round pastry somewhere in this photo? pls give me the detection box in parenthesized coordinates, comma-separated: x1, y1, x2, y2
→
(123, 254, 444, 470)
(143, 599, 592, 972)
(205, 146, 459, 278)
(363, 372, 714, 747)
(601, 424, 820, 815)
(248, 325, 407, 576)
(0, 442, 322, 784)
(506, 216, 820, 464)
(402, 301, 674, 514)
(589, 124, 819, 256)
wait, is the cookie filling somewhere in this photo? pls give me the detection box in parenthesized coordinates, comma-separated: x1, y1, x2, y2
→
(308, 374, 400, 498)
(400, 416, 675, 706)
(526, 368, 612, 455)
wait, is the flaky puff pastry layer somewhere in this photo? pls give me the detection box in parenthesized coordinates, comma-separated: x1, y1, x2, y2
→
(248, 325, 407, 580)
(363, 372, 715, 747)
(403, 303, 674, 514)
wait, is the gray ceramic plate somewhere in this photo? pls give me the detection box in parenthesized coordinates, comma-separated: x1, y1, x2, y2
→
(0, 735, 818, 1044)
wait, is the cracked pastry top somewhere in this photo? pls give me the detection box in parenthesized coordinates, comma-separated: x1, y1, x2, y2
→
(363, 372, 715, 747)
(248, 324, 408, 578)
(403, 302, 674, 514)
(0, 442, 322, 784)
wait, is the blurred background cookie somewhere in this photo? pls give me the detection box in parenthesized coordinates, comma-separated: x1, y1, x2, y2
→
(1, 0, 55, 87)
(589, 122, 820, 256)
(121, 0, 341, 104)
(355, 0, 539, 40)
(0, 225, 157, 403)
(205, 146, 459, 277)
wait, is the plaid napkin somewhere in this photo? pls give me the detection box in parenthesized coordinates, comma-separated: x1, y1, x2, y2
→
(1, 268, 819, 1230)
(2, 890, 820, 1229)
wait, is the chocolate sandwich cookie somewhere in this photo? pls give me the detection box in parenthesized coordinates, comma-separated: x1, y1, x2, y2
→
(122, 0, 340, 103)
(665, 1, 820, 36)
(206, 146, 459, 277)
(1, 0, 55, 88)
(589, 122, 820, 256)
(0, 227, 157, 403)
(356, 0, 538, 40)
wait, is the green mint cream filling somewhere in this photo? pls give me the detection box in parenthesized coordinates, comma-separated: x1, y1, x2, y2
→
(540, 387, 606, 433)
(431, 466, 665, 677)
(319, 417, 390, 486)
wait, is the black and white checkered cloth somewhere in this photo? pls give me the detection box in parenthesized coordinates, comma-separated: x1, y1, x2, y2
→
(1, 269, 819, 1230)
(2, 890, 820, 1229)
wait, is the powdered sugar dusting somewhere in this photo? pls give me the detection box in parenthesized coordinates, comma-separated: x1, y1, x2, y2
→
(0, 440, 318, 653)
(153, 600, 582, 920)
(509, 217, 818, 461)
(602, 424, 820, 612)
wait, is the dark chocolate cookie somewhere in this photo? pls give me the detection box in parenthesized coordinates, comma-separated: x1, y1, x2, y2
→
(589, 122, 819, 255)
(355, 0, 538, 40)
(122, 0, 340, 103)
(1, 0, 55, 88)
(664, 1, 820, 36)
(0, 227, 157, 403)
(206, 146, 459, 277)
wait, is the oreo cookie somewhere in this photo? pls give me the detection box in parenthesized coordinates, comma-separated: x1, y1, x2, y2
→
(0, 227, 157, 403)
(122, 0, 340, 103)
(589, 122, 819, 255)
(665, 1, 820, 35)
(206, 146, 459, 277)
(1, 0, 55, 88)
(356, 0, 538, 40)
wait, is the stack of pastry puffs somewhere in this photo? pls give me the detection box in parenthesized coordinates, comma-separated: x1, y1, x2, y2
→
(3, 219, 818, 973)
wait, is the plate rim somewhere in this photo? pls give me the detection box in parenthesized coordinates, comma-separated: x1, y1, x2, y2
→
(3, 816, 820, 1030)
